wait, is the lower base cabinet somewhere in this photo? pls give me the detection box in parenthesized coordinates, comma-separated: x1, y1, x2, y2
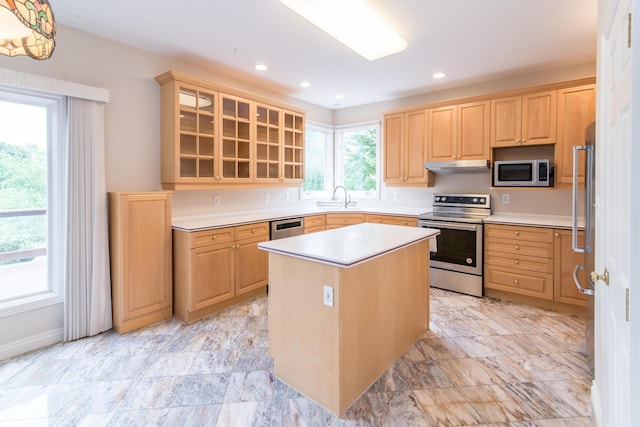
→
(173, 222, 269, 322)
(484, 223, 587, 312)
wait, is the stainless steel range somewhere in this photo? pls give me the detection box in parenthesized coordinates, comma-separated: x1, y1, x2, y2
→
(418, 194, 491, 297)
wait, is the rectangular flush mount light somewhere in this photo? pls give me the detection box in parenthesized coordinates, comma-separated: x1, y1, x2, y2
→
(280, 0, 407, 61)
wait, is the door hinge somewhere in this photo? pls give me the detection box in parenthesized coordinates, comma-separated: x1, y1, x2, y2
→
(626, 288, 630, 322)
(628, 13, 632, 48)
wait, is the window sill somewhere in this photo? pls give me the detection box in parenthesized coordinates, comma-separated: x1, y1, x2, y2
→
(0, 291, 63, 318)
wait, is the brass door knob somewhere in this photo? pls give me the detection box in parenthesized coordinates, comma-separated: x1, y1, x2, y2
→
(590, 268, 610, 285)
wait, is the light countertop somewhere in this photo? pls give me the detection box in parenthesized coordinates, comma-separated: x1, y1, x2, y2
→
(172, 205, 431, 231)
(257, 223, 439, 268)
(484, 213, 582, 229)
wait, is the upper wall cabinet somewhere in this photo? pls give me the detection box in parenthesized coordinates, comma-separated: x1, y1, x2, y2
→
(383, 110, 433, 186)
(427, 100, 490, 162)
(491, 90, 557, 147)
(555, 84, 596, 188)
(156, 71, 305, 190)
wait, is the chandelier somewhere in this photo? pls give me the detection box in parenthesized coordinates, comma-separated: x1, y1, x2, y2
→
(0, 0, 56, 60)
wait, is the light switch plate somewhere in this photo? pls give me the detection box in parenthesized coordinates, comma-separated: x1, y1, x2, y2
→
(323, 285, 334, 307)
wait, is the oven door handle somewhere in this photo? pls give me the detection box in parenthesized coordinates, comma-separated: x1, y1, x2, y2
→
(420, 221, 478, 231)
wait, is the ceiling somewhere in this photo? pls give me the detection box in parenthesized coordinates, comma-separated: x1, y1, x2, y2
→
(52, 0, 597, 110)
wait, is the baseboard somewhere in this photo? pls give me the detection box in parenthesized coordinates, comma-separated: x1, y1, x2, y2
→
(0, 327, 63, 361)
(591, 379, 602, 426)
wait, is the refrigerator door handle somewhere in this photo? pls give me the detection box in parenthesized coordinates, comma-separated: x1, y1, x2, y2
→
(572, 146, 590, 252)
(573, 264, 595, 296)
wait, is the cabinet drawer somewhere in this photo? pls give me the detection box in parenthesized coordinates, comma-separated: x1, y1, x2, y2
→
(304, 225, 325, 234)
(191, 227, 234, 248)
(485, 238, 553, 258)
(485, 251, 553, 273)
(485, 224, 554, 243)
(235, 222, 269, 241)
(325, 213, 365, 225)
(485, 265, 553, 300)
(304, 214, 326, 228)
(365, 214, 418, 226)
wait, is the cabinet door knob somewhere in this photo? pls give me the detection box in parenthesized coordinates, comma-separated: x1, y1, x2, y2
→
(555, 232, 559, 237)
(522, 139, 527, 142)
(514, 259, 520, 264)
(344, 218, 348, 222)
(514, 279, 519, 285)
(514, 231, 520, 236)
(251, 228, 256, 233)
(212, 235, 217, 240)
(515, 245, 520, 250)
(403, 221, 407, 225)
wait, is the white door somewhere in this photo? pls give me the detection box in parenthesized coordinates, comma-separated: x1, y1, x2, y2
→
(594, 0, 636, 425)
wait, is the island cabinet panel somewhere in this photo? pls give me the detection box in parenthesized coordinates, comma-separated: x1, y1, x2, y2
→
(109, 192, 173, 334)
(304, 214, 326, 234)
(173, 222, 268, 323)
(267, 239, 430, 416)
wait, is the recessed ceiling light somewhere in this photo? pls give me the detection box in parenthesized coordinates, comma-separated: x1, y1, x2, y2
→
(280, 0, 407, 61)
(300, 81, 311, 88)
(335, 94, 344, 100)
(433, 72, 446, 79)
(255, 64, 268, 71)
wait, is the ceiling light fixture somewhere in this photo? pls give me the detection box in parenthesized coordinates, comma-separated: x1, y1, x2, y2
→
(433, 72, 446, 79)
(255, 64, 268, 71)
(280, 0, 407, 61)
(335, 94, 344, 100)
(0, 0, 56, 60)
(300, 81, 311, 88)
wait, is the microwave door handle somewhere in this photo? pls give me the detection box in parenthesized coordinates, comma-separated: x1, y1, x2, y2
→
(572, 146, 587, 252)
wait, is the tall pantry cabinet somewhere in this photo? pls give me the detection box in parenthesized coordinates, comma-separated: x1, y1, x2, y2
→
(108, 192, 173, 333)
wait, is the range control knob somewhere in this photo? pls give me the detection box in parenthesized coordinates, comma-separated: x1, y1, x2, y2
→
(434, 196, 440, 202)
(479, 198, 486, 204)
(441, 196, 447, 202)
(472, 198, 478, 203)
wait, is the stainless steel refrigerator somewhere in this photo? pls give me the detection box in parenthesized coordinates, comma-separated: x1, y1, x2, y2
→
(572, 121, 596, 374)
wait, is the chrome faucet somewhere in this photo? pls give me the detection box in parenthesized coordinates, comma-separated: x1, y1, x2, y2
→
(332, 185, 351, 208)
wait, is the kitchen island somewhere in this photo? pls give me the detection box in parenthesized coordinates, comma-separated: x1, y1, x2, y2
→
(258, 223, 439, 416)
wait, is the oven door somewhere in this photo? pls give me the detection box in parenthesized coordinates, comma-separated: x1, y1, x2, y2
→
(419, 220, 483, 276)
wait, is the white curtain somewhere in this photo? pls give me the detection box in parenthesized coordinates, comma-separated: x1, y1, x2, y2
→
(64, 97, 112, 341)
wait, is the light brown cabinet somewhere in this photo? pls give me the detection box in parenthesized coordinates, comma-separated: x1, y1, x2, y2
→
(304, 214, 326, 234)
(491, 90, 557, 147)
(555, 84, 596, 188)
(427, 100, 490, 161)
(109, 192, 173, 333)
(325, 213, 366, 230)
(554, 229, 588, 307)
(156, 71, 305, 189)
(383, 110, 432, 186)
(365, 214, 418, 227)
(173, 222, 269, 322)
(485, 223, 587, 311)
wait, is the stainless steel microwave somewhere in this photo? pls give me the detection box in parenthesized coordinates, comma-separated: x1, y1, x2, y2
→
(493, 159, 553, 187)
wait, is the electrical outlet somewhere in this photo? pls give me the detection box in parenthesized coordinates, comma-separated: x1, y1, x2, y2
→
(393, 192, 399, 201)
(285, 190, 290, 201)
(381, 191, 387, 200)
(323, 285, 334, 307)
(214, 195, 221, 206)
(265, 193, 270, 203)
(502, 193, 509, 204)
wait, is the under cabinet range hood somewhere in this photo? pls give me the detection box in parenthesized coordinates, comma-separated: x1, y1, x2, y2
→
(423, 159, 490, 174)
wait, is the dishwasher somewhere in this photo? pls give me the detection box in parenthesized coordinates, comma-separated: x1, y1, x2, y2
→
(270, 217, 305, 240)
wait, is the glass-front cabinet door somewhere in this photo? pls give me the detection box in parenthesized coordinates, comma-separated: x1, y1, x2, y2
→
(220, 93, 252, 182)
(254, 103, 281, 183)
(283, 110, 304, 183)
(177, 84, 216, 181)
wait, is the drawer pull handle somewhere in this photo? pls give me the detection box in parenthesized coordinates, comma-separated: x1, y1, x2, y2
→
(514, 231, 520, 236)
(251, 229, 256, 233)
(555, 232, 559, 237)
(403, 221, 407, 225)
(514, 260, 520, 264)
(515, 245, 519, 250)
(212, 235, 217, 240)
(514, 279, 519, 285)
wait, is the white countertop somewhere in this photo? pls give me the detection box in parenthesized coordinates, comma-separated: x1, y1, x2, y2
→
(257, 223, 439, 268)
(484, 213, 582, 229)
(172, 205, 431, 231)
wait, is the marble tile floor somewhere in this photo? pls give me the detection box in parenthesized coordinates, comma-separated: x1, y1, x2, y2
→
(0, 288, 594, 426)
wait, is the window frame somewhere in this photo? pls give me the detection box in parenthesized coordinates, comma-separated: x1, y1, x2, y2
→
(334, 121, 381, 199)
(300, 121, 334, 200)
(0, 88, 66, 316)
